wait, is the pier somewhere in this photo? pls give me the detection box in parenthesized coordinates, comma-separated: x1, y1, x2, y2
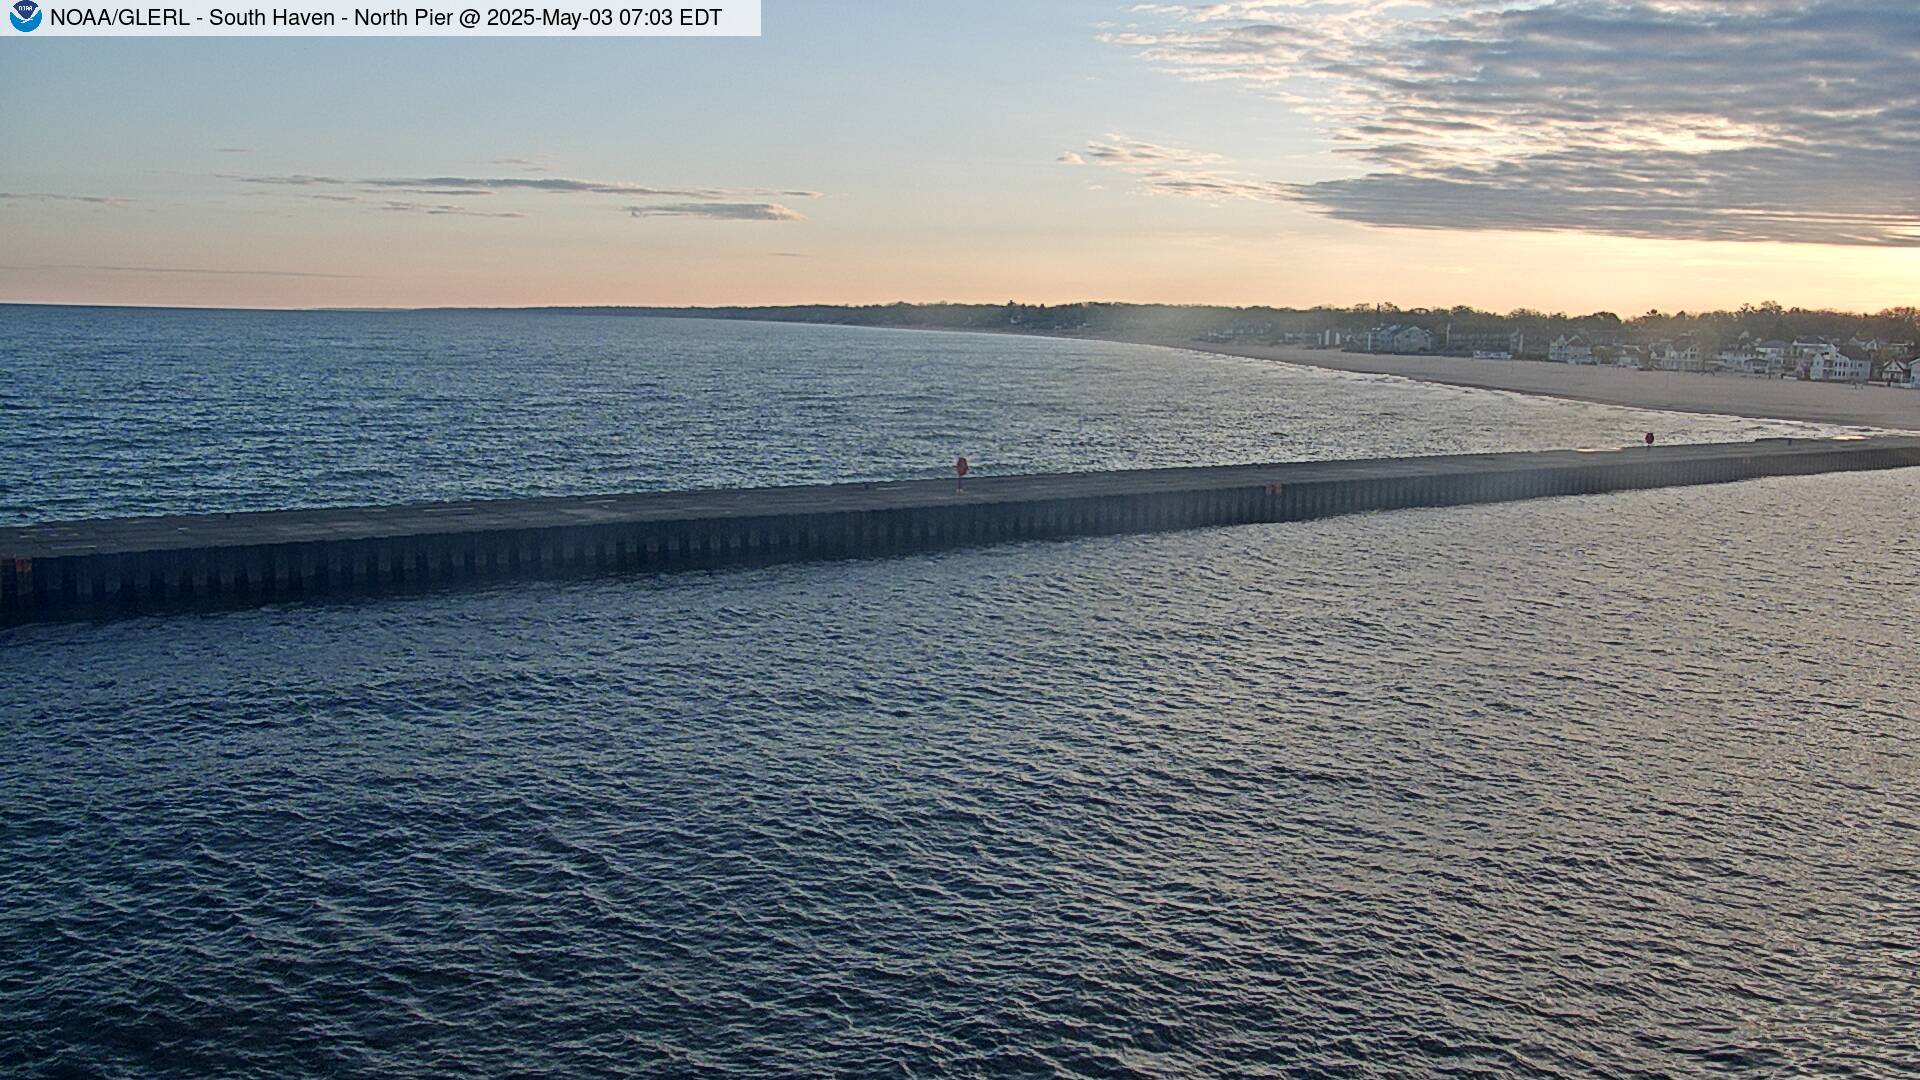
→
(5, 436, 1919, 622)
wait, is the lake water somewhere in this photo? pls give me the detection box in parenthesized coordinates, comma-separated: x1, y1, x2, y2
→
(0, 306, 1866, 525)
(1, 308, 1915, 1078)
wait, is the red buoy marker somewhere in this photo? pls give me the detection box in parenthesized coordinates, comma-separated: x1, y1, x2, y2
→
(955, 455, 969, 492)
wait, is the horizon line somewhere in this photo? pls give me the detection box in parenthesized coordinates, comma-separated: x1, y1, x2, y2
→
(4, 298, 1914, 319)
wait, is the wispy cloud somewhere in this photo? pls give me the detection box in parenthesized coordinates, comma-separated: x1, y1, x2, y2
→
(1078, 135, 1224, 170)
(265, 191, 524, 217)
(229, 173, 820, 223)
(1102, 1, 1920, 246)
(1060, 134, 1292, 202)
(0, 192, 130, 207)
(233, 174, 822, 199)
(378, 201, 527, 218)
(625, 202, 805, 221)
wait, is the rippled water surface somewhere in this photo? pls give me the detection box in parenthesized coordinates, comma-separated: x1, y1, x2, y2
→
(3, 308, 1917, 1078)
(0, 305, 1862, 525)
(5, 471, 1918, 1078)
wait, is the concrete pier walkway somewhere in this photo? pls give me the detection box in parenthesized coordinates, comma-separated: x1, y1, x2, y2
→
(6, 436, 1919, 622)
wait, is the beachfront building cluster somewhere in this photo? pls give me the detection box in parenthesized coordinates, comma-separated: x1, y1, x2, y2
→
(1344, 323, 1917, 386)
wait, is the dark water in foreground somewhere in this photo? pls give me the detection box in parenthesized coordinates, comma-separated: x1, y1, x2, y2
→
(5, 471, 1917, 1078)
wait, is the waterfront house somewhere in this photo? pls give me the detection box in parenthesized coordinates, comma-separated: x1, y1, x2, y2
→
(1446, 328, 1522, 357)
(1363, 324, 1433, 354)
(1714, 347, 1759, 374)
(1549, 334, 1595, 364)
(1807, 347, 1870, 383)
(1619, 344, 1646, 368)
(1650, 340, 1705, 372)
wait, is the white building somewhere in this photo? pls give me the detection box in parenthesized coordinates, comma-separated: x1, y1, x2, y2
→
(1808, 349, 1870, 383)
(1549, 334, 1595, 364)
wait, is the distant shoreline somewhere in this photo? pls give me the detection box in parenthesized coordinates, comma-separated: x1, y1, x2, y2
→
(859, 324, 1918, 432)
(9, 302, 1917, 429)
(1073, 332, 1920, 431)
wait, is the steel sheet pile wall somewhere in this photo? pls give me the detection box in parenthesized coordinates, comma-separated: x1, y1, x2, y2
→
(6, 437, 1918, 622)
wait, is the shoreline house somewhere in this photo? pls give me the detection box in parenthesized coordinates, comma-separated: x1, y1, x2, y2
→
(1798, 340, 1870, 383)
(1197, 320, 1275, 343)
(1756, 340, 1791, 374)
(1714, 345, 1760, 374)
(1445, 327, 1522, 359)
(1650, 339, 1705, 372)
(1609, 344, 1649, 368)
(1363, 324, 1433, 354)
(1548, 334, 1596, 364)
(1717, 346, 1787, 376)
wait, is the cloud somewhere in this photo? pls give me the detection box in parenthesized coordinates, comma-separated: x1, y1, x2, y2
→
(378, 201, 526, 218)
(229, 173, 820, 223)
(0, 192, 129, 207)
(1060, 134, 1292, 203)
(1101, 1, 1920, 246)
(233, 174, 822, 199)
(624, 202, 805, 221)
(1080, 134, 1225, 170)
(488, 156, 552, 172)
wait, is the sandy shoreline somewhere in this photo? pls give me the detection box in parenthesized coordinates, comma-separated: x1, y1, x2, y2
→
(828, 319, 1920, 430)
(1084, 332, 1920, 431)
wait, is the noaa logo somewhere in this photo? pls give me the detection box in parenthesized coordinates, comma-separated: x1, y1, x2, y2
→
(10, 0, 40, 30)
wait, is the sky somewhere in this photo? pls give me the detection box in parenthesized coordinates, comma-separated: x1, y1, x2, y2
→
(1, 0, 1916, 313)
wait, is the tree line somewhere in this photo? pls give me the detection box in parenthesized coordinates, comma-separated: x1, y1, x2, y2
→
(530, 300, 1919, 354)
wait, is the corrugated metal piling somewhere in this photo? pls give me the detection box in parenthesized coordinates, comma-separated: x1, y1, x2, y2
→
(4, 436, 1918, 622)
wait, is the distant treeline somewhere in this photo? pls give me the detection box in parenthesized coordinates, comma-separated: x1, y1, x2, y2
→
(525, 301, 1920, 353)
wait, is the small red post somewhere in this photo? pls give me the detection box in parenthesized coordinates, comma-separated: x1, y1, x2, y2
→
(1645, 432, 1655, 448)
(955, 455, 969, 492)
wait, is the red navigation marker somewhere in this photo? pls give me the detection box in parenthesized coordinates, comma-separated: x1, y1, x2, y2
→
(955, 455, 969, 491)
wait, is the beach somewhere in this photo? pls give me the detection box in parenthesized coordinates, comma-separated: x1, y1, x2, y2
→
(1094, 333, 1920, 431)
